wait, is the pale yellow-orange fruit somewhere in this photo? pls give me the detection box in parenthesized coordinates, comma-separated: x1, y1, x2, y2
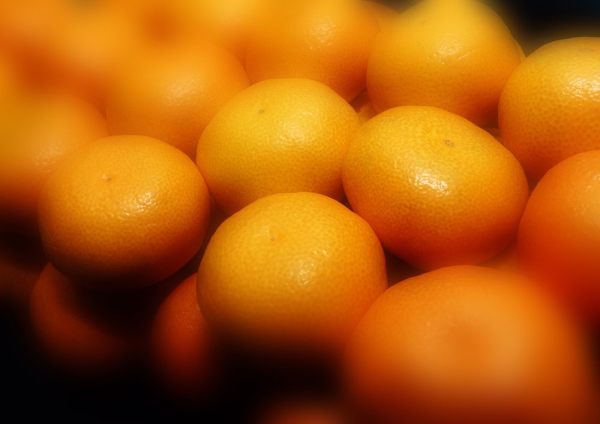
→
(342, 106, 529, 270)
(197, 192, 387, 359)
(196, 78, 361, 215)
(499, 37, 600, 181)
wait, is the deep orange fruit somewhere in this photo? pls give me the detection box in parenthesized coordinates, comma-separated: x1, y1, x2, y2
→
(345, 266, 597, 424)
(518, 150, 600, 322)
(38, 135, 211, 292)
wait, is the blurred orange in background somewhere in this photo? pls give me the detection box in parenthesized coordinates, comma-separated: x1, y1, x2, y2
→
(246, 0, 380, 101)
(345, 266, 598, 424)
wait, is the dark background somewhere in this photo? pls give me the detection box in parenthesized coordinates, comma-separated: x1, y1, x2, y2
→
(2, 0, 600, 422)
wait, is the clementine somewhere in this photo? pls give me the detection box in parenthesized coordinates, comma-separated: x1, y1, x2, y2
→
(518, 150, 600, 323)
(196, 79, 361, 215)
(499, 37, 600, 181)
(245, 0, 380, 101)
(196, 192, 387, 359)
(38, 135, 211, 292)
(344, 266, 597, 424)
(342, 106, 529, 270)
(367, 0, 521, 126)
(106, 40, 249, 159)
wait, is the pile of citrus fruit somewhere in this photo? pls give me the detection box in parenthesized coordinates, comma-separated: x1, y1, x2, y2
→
(0, 0, 599, 422)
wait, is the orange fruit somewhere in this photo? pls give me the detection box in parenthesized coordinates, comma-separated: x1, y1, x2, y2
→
(38, 135, 211, 293)
(0, 233, 46, 310)
(29, 263, 142, 375)
(196, 78, 361, 215)
(0, 92, 109, 235)
(197, 192, 387, 359)
(0, 54, 23, 103)
(344, 265, 597, 424)
(367, 0, 521, 127)
(350, 90, 378, 124)
(245, 0, 380, 101)
(499, 37, 600, 181)
(106, 40, 249, 159)
(342, 106, 529, 271)
(152, 273, 214, 397)
(518, 150, 600, 323)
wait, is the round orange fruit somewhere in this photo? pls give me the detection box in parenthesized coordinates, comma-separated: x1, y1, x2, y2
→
(518, 150, 600, 322)
(367, 0, 521, 127)
(342, 106, 529, 271)
(38, 135, 211, 293)
(344, 266, 597, 424)
(197, 192, 387, 359)
(106, 40, 249, 159)
(246, 0, 380, 101)
(499, 37, 600, 181)
(196, 78, 361, 215)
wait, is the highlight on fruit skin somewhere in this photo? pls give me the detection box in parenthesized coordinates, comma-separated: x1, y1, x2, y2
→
(38, 135, 212, 293)
(342, 105, 529, 271)
(196, 192, 388, 360)
(344, 265, 598, 424)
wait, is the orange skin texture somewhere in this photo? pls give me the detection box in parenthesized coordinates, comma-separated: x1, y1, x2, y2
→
(0, 93, 109, 235)
(197, 192, 388, 359)
(196, 78, 361, 215)
(518, 150, 600, 323)
(106, 41, 249, 159)
(499, 37, 600, 181)
(342, 106, 529, 271)
(245, 0, 380, 102)
(38, 135, 211, 293)
(367, 0, 521, 127)
(0, 234, 46, 310)
(29, 263, 142, 374)
(344, 266, 597, 424)
(152, 273, 214, 397)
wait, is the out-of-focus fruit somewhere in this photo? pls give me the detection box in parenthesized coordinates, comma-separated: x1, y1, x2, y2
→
(345, 265, 597, 424)
(342, 106, 529, 270)
(196, 79, 360, 215)
(38, 135, 211, 293)
(246, 0, 380, 101)
(106, 40, 249, 159)
(499, 37, 600, 181)
(152, 273, 214, 398)
(29, 264, 143, 375)
(197, 192, 387, 359)
(0, 93, 109, 235)
(367, 0, 521, 127)
(256, 398, 348, 424)
(519, 150, 600, 323)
